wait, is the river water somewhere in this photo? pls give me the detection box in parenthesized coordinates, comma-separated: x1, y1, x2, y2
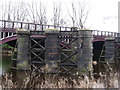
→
(0, 50, 119, 88)
(1, 54, 28, 85)
(1, 55, 11, 76)
(0, 52, 117, 77)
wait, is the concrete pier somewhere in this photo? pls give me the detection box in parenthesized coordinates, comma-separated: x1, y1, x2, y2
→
(12, 29, 94, 76)
(77, 30, 93, 76)
(105, 38, 115, 63)
(45, 29, 60, 73)
(16, 30, 30, 70)
(114, 36, 120, 70)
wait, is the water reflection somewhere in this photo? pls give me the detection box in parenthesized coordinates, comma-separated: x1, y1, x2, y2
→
(1, 54, 116, 75)
(1, 55, 11, 76)
(0, 53, 117, 80)
(1, 54, 29, 85)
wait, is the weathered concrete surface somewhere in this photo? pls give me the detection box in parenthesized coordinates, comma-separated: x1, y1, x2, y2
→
(77, 30, 93, 76)
(16, 30, 30, 70)
(45, 29, 60, 73)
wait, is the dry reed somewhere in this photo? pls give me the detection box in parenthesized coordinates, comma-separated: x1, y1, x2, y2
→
(1, 70, 119, 88)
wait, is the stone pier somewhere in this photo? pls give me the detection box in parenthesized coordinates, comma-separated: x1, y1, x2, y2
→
(77, 30, 93, 76)
(11, 29, 94, 76)
(45, 29, 60, 73)
(16, 30, 30, 70)
(105, 38, 115, 63)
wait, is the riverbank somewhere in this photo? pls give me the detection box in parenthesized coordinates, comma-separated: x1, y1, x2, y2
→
(1, 71, 119, 88)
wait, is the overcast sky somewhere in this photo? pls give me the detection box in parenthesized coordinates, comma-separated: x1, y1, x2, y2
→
(1, 0, 119, 32)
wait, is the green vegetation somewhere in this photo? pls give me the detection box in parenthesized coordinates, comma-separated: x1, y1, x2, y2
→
(0, 44, 14, 49)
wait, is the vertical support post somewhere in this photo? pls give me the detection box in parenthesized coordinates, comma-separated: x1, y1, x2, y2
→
(11, 33, 14, 36)
(16, 30, 30, 70)
(8, 32, 10, 37)
(114, 36, 120, 70)
(0, 38, 2, 82)
(105, 38, 115, 63)
(3, 32, 5, 39)
(45, 29, 60, 73)
(114, 36, 120, 89)
(4, 21, 6, 28)
(0, 32, 1, 39)
(71, 27, 77, 31)
(77, 30, 93, 76)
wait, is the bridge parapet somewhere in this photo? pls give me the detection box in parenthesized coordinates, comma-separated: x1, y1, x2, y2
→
(0, 20, 120, 44)
(93, 30, 118, 37)
(0, 32, 15, 40)
(0, 20, 119, 37)
(0, 20, 72, 31)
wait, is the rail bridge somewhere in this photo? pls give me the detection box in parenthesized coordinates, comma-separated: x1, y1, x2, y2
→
(0, 20, 120, 76)
(0, 20, 119, 44)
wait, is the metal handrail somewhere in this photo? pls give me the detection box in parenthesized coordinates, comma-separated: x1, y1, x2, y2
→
(0, 20, 119, 37)
(0, 20, 72, 31)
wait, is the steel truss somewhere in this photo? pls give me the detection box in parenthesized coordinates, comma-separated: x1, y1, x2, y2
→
(30, 36, 46, 72)
(58, 33, 79, 74)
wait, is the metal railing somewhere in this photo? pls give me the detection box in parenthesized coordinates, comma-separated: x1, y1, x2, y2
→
(92, 30, 118, 37)
(0, 20, 72, 31)
(0, 32, 16, 40)
(0, 20, 119, 38)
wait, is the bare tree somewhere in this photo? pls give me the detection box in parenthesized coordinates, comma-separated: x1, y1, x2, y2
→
(51, 2, 66, 27)
(1, 2, 29, 29)
(2, 2, 28, 21)
(1, 1, 89, 29)
(13, 2, 28, 22)
(1, 2, 13, 21)
(26, 1, 47, 24)
(1, 1, 47, 30)
(68, 1, 89, 29)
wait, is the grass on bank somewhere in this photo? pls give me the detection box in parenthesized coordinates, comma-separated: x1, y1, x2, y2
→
(1, 68, 119, 88)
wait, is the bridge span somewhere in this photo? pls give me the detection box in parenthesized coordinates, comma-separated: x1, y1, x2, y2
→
(0, 20, 119, 45)
(0, 20, 120, 76)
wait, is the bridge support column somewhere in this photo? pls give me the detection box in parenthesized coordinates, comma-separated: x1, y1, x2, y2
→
(45, 29, 60, 73)
(0, 32, 1, 39)
(105, 38, 115, 63)
(77, 30, 93, 77)
(115, 35, 120, 89)
(11, 32, 14, 36)
(8, 32, 10, 37)
(16, 30, 30, 70)
(3, 32, 5, 39)
(114, 35, 120, 71)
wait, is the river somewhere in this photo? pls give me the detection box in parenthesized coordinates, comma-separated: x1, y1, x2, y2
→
(1, 55, 11, 76)
(0, 50, 119, 88)
(1, 54, 27, 85)
(0, 51, 117, 78)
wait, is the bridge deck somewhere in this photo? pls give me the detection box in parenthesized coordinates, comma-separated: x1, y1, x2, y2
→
(0, 20, 120, 44)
